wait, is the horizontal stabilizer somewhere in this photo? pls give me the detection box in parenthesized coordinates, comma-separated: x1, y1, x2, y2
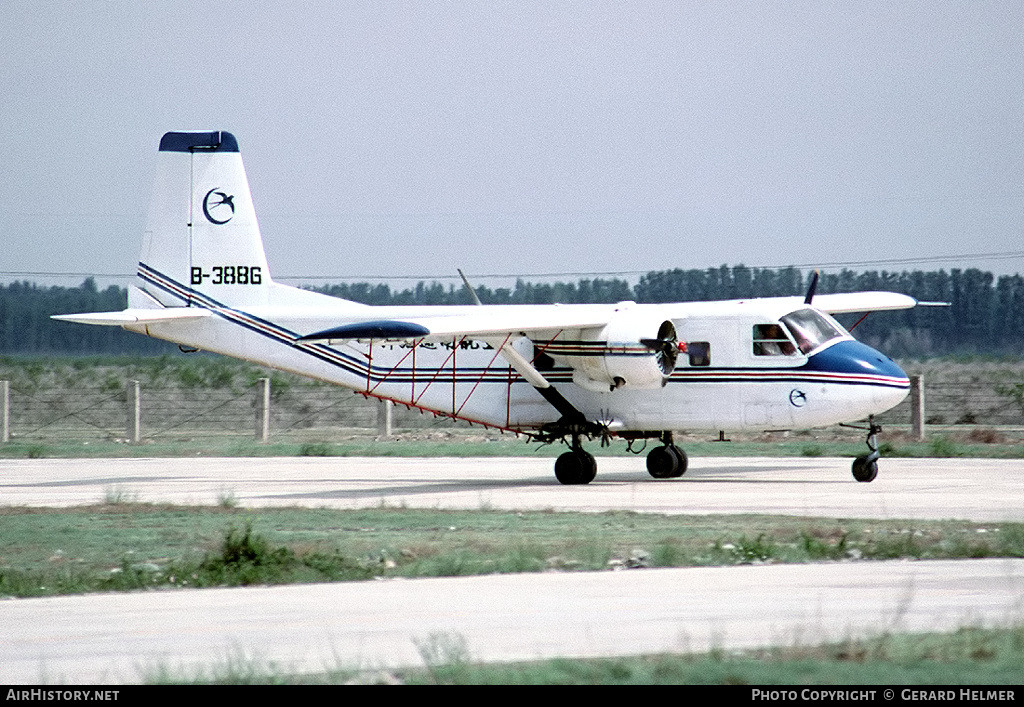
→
(51, 308, 212, 326)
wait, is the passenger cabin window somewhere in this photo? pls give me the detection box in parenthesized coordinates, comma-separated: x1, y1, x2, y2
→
(779, 309, 847, 355)
(752, 324, 797, 356)
(687, 341, 711, 366)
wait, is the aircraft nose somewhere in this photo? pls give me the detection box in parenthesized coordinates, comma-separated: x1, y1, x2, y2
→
(865, 349, 911, 410)
(848, 342, 907, 381)
(805, 339, 907, 380)
(803, 340, 910, 409)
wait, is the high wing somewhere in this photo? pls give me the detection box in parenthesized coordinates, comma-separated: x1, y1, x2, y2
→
(296, 305, 617, 342)
(808, 292, 917, 314)
(54, 292, 917, 336)
(296, 292, 919, 343)
(291, 293, 919, 395)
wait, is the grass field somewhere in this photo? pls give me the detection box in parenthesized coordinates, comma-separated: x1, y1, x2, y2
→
(2, 503, 1022, 598)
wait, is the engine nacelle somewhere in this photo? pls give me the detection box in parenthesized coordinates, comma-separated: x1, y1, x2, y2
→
(569, 313, 680, 392)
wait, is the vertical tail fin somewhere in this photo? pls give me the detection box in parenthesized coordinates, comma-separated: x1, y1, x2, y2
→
(137, 131, 272, 309)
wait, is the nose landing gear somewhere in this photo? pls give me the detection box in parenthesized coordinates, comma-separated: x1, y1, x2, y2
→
(851, 417, 882, 483)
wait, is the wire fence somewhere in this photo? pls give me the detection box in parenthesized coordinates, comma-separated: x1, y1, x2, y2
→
(1, 368, 1023, 444)
(0, 380, 467, 444)
(879, 364, 1024, 427)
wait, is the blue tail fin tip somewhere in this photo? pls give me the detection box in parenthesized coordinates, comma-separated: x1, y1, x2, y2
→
(159, 131, 239, 153)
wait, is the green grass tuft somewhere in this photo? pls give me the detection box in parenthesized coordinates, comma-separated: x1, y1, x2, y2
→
(299, 442, 333, 457)
(928, 436, 961, 457)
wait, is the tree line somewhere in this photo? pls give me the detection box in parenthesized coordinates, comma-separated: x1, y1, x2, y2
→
(3, 267, 1023, 357)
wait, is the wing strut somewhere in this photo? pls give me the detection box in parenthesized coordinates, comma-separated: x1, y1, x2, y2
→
(484, 336, 589, 427)
(457, 265, 588, 425)
(534, 386, 588, 424)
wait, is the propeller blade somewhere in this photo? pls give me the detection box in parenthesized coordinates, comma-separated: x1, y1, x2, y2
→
(640, 322, 680, 375)
(804, 269, 820, 305)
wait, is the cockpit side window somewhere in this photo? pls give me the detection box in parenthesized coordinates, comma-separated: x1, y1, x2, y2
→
(780, 309, 847, 354)
(752, 324, 797, 356)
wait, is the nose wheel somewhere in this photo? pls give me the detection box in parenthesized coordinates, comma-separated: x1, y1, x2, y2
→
(851, 417, 882, 483)
(851, 455, 878, 482)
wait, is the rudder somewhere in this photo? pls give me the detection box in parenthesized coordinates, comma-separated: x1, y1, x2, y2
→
(137, 130, 272, 309)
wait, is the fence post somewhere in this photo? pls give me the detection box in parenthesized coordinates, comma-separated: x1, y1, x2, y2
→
(910, 374, 925, 441)
(377, 399, 393, 437)
(126, 380, 141, 444)
(255, 377, 271, 443)
(1, 381, 8, 444)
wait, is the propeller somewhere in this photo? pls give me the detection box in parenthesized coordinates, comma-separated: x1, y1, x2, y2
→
(596, 408, 616, 447)
(640, 320, 680, 376)
(803, 269, 820, 305)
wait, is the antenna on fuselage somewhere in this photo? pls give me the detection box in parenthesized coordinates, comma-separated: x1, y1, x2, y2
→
(457, 268, 484, 306)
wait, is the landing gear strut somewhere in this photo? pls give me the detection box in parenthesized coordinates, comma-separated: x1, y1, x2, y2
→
(555, 433, 597, 485)
(646, 431, 688, 479)
(851, 416, 882, 483)
(532, 387, 605, 485)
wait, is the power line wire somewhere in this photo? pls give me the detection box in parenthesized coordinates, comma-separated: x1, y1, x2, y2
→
(4, 250, 1024, 283)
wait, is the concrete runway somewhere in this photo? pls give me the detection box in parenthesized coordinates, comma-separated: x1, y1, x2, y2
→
(1, 456, 1023, 683)
(1, 455, 1022, 520)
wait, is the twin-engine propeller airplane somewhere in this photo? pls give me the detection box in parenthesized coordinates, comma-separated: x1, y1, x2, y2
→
(56, 131, 917, 484)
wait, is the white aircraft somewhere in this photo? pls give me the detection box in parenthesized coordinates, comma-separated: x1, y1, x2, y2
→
(55, 130, 918, 484)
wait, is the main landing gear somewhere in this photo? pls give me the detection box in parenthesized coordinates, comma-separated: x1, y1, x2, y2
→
(646, 431, 688, 479)
(533, 386, 687, 484)
(532, 388, 605, 485)
(554, 435, 597, 485)
(548, 429, 688, 485)
(851, 416, 882, 483)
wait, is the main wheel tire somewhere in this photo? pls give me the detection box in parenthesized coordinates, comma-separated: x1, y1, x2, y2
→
(580, 450, 597, 484)
(555, 450, 597, 485)
(852, 455, 878, 483)
(647, 446, 679, 479)
(667, 445, 688, 477)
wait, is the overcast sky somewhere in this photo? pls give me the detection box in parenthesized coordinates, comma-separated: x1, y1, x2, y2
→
(2, 2, 1022, 289)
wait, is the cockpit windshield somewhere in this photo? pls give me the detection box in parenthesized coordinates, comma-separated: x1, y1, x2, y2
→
(780, 308, 848, 355)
